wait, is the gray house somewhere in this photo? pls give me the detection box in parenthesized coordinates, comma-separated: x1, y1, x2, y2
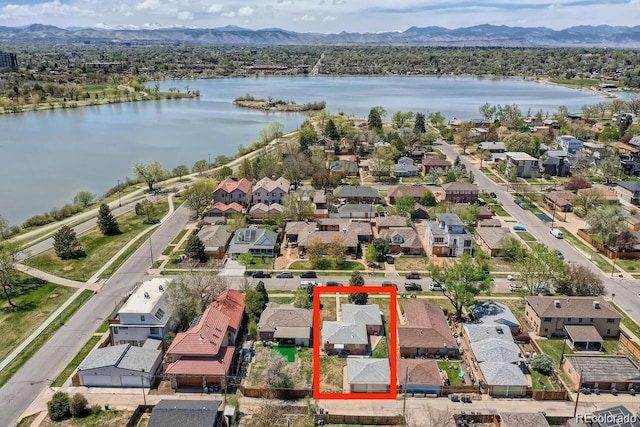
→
(149, 400, 222, 427)
(540, 150, 570, 177)
(330, 160, 359, 176)
(347, 358, 391, 393)
(257, 303, 312, 346)
(393, 161, 420, 177)
(198, 225, 232, 259)
(227, 226, 278, 259)
(334, 186, 380, 203)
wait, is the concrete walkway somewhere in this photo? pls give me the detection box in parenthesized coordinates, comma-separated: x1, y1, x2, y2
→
(13, 264, 87, 289)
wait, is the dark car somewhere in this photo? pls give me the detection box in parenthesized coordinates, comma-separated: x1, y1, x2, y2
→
(251, 271, 272, 279)
(325, 281, 343, 287)
(275, 271, 293, 279)
(385, 255, 394, 264)
(404, 282, 423, 291)
(555, 250, 565, 260)
(405, 272, 421, 279)
(382, 281, 398, 289)
(489, 192, 497, 198)
(300, 271, 317, 278)
(516, 200, 529, 210)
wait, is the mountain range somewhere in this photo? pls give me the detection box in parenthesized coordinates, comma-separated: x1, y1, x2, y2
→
(1, 24, 639, 47)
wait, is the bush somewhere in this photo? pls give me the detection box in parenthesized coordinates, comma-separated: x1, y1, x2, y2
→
(90, 404, 102, 414)
(70, 393, 88, 417)
(47, 391, 70, 421)
(531, 353, 554, 375)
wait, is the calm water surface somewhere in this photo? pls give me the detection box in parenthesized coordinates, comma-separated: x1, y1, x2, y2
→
(2, 76, 608, 224)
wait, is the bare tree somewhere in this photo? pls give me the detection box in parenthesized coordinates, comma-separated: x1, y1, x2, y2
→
(406, 405, 455, 427)
(0, 241, 21, 307)
(177, 269, 228, 312)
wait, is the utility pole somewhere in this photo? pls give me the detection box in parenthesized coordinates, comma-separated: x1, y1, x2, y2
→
(117, 180, 122, 207)
(611, 247, 618, 277)
(149, 238, 154, 267)
(208, 153, 211, 169)
(402, 366, 409, 419)
(573, 369, 583, 418)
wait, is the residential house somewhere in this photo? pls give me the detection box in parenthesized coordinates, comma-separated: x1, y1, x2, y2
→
(110, 278, 174, 346)
(477, 206, 494, 220)
(347, 358, 390, 393)
(197, 225, 232, 259)
(441, 182, 479, 204)
(611, 141, 640, 157)
(410, 146, 428, 162)
(316, 137, 337, 154)
(77, 339, 162, 388)
(398, 300, 458, 358)
(624, 206, 640, 231)
(411, 203, 431, 220)
(477, 218, 502, 228)
(563, 356, 640, 392)
(524, 296, 621, 339)
(422, 157, 452, 174)
(497, 412, 550, 427)
(387, 185, 434, 204)
(564, 324, 604, 351)
(474, 227, 513, 258)
(557, 135, 584, 154)
(213, 178, 252, 207)
(336, 203, 376, 219)
(393, 159, 420, 177)
(630, 136, 640, 147)
(149, 399, 222, 427)
(578, 185, 619, 205)
(566, 405, 640, 427)
(373, 215, 407, 233)
(249, 203, 283, 220)
(257, 303, 312, 346)
(505, 152, 540, 178)
(540, 150, 570, 177)
(330, 160, 359, 176)
(322, 304, 382, 355)
(470, 300, 521, 335)
(204, 202, 243, 218)
(251, 177, 290, 205)
(544, 191, 575, 213)
(165, 290, 245, 389)
(479, 141, 506, 153)
(379, 227, 424, 255)
(615, 181, 640, 205)
(227, 226, 278, 259)
(288, 220, 369, 256)
(425, 214, 473, 257)
(333, 186, 380, 204)
(397, 359, 444, 395)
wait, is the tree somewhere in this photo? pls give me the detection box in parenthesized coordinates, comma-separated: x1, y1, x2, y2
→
(586, 204, 626, 247)
(429, 255, 492, 320)
(183, 179, 217, 218)
(259, 121, 284, 144)
(531, 354, 554, 375)
(73, 190, 95, 208)
(96, 203, 121, 236)
(53, 225, 85, 260)
(329, 235, 348, 267)
(293, 287, 311, 309)
(298, 119, 318, 153)
(237, 253, 255, 268)
(256, 281, 269, 304)
(0, 213, 9, 239)
(368, 106, 384, 131)
(369, 238, 390, 262)
(503, 132, 538, 156)
(192, 159, 209, 174)
(571, 187, 605, 217)
(517, 244, 567, 295)
(627, 94, 640, 116)
(454, 121, 474, 154)
(138, 199, 158, 224)
(47, 391, 70, 421)
(428, 111, 446, 127)
(283, 152, 312, 186)
(420, 192, 437, 207)
(246, 289, 266, 321)
(324, 119, 340, 141)
(348, 271, 368, 305)
(0, 241, 21, 308)
(479, 102, 497, 121)
(311, 168, 341, 191)
(500, 238, 526, 262)
(598, 156, 621, 184)
(172, 165, 190, 181)
(185, 234, 205, 261)
(413, 112, 426, 134)
(614, 231, 639, 253)
(166, 278, 198, 330)
(369, 146, 394, 180)
(215, 165, 233, 180)
(226, 212, 248, 233)
(281, 192, 314, 221)
(565, 176, 592, 191)
(394, 196, 417, 217)
(69, 393, 88, 417)
(392, 111, 415, 129)
(560, 264, 606, 296)
(134, 161, 168, 192)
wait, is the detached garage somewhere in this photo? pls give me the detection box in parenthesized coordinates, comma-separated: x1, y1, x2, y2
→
(347, 359, 390, 394)
(78, 339, 162, 388)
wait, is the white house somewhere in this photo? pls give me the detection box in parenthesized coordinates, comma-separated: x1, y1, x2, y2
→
(110, 278, 174, 346)
(505, 152, 540, 178)
(425, 213, 473, 257)
(252, 177, 291, 205)
(556, 135, 584, 154)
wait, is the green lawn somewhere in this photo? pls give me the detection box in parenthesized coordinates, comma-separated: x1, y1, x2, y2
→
(99, 227, 157, 279)
(615, 258, 640, 273)
(52, 335, 101, 387)
(269, 296, 294, 305)
(288, 260, 364, 271)
(530, 369, 560, 391)
(0, 275, 76, 362)
(483, 257, 518, 272)
(25, 200, 169, 281)
(610, 302, 640, 340)
(499, 298, 527, 326)
(535, 339, 574, 367)
(516, 231, 537, 242)
(437, 360, 464, 386)
(548, 78, 603, 87)
(558, 227, 620, 274)
(372, 337, 389, 358)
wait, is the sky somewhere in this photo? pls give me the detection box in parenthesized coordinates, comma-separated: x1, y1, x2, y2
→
(0, 0, 638, 32)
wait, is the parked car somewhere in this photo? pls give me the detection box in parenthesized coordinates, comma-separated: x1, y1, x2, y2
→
(404, 282, 423, 291)
(325, 281, 343, 287)
(405, 272, 421, 279)
(429, 282, 443, 291)
(385, 255, 394, 264)
(507, 274, 517, 281)
(509, 284, 523, 292)
(516, 200, 528, 210)
(555, 250, 565, 260)
(300, 281, 319, 289)
(251, 271, 272, 278)
(300, 271, 317, 278)
(382, 281, 398, 289)
(513, 224, 527, 231)
(276, 271, 293, 278)
(550, 228, 564, 239)
(489, 192, 497, 198)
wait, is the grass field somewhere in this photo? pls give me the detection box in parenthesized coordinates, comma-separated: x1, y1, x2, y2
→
(535, 338, 574, 368)
(516, 231, 537, 242)
(25, 200, 169, 281)
(437, 360, 464, 386)
(288, 260, 364, 271)
(372, 337, 389, 358)
(39, 409, 133, 427)
(319, 356, 347, 392)
(0, 275, 76, 362)
(393, 257, 430, 272)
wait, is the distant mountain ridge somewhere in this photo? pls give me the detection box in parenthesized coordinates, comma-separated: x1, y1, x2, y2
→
(1, 23, 640, 47)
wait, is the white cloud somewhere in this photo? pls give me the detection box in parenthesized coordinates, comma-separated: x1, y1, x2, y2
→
(323, 15, 336, 21)
(177, 10, 194, 20)
(221, 11, 236, 17)
(238, 6, 254, 16)
(295, 14, 316, 21)
(207, 3, 223, 13)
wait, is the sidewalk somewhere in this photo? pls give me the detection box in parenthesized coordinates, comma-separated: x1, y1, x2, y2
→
(13, 264, 87, 289)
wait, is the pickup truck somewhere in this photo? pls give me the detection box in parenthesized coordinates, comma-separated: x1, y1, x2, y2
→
(404, 282, 423, 291)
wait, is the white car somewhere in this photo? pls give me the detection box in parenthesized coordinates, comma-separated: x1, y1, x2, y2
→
(509, 284, 523, 292)
(507, 274, 517, 281)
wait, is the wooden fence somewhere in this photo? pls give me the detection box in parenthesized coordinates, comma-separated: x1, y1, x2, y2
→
(238, 385, 311, 399)
(315, 414, 405, 425)
(126, 405, 154, 427)
(577, 229, 640, 259)
(619, 331, 640, 360)
(439, 385, 481, 396)
(531, 389, 569, 400)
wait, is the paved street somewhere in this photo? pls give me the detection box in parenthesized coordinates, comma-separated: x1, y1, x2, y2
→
(0, 204, 193, 427)
(436, 141, 640, 322)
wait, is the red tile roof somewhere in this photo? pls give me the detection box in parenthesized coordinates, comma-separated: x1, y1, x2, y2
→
(215, 178, 252, 195)
(206, 202, 243, 213)
(212, 289, 245, 333)
(164, 347, 235, 376)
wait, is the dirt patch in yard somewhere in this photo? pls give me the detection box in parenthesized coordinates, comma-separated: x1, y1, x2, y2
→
(62, 266, 74, 271)
(40, 410, 133, 427)
(49, 293, 59, 299)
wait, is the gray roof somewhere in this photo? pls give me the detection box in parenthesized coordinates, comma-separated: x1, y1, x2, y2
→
(258, 302, 312, 333)
(499, 412, 549, 427)
(478, 362, 528, 386)
(322, 321, 368, 345)
(587, 405, 640, 427)
(338, 204, 374, 214)
(618, 181, 640, 192)
(227, 227, 278, 254)
(380, 227, 423, 250)
(341, 304, 382, 326)
(471, 339, 522, 363)
(564, 356, 640, 383)
(393, 163, 420, 174)
(463, 324, 514, 344)
(79, 344, 129, 370)
(475, 227, 512, 250)
(334, 185, 380, 199)
(79, 343, 161, 373)
(198, 225, 232, 252)
(330, 160, 358, 173)
(525, 296, 621, 320)
(149, 399, 221, 427)
(436, 213, 464, 227)
(347, 358, 390, 385)
(471, 301, 520, 329)
(374, 215, 407, 228)
(479, 141, 505, 151)
(565, 325, 603, 343)
(117, 345, 161, 372)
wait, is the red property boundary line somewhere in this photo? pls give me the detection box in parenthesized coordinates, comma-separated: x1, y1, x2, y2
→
(312, 285, 398, 400)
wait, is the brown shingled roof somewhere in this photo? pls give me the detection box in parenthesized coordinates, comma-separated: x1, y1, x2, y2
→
(525, 296, 621, 319)
(398, 359, 443, 386)
(398, 300, 456, 349)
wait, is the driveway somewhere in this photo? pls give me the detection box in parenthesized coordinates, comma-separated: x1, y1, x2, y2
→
(219, 258, 246, 277)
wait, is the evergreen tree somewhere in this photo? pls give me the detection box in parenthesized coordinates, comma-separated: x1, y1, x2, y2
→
(348, 271, 368, 305)
(256, 281, 269, 304)
(324, 119, 340, 141)
(368, 107, 383, 131)
(53, 225, 85, 260)
(97, 204, 121, 236)
(413, 112, 426, 134)
(184, 234, 206, 261)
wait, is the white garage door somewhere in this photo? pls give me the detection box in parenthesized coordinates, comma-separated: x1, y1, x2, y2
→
(81, 374, 112, 387)
(120, 375, 145, 388)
